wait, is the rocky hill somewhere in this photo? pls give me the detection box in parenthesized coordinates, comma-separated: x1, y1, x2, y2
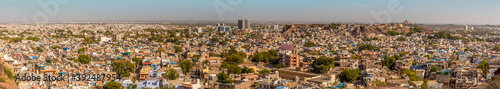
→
(350, 25, 434, 37)
(0, 63, 18, 89)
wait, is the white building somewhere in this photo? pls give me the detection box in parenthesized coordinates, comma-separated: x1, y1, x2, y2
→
(218, 26, 231, 32)
(271, 25, 279, 29)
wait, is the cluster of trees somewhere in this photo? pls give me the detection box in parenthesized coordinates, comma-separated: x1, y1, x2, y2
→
(477, 59, 489, 75)
(36, 47, 44, 53)
(429, 66, 440, 73)
(339, 68, 361, 83)
(78, 48, 86, 53)
(351, 55, 360, 59)
(74, 54, 91, 64)
(211, 38, 219, 42)
(312, 56, 335, 74)
(179, 60, 193, 74)
(53, 46, 62, 49)
(382, 55, 402, 70)
(111, 59, 136, 77)
(401, 69, 421, 81)
(328, 23, 341, 29)
(8, 37, 23, 43)
(131, 57, 143, 66)
(355, 44, 380, 51)
(405, 27, 423, 36)
(26, 36, 40, 41)
(4, 66, 14, 80)
(363, 36, 380, 41)
(103, 80, 122, 89)
(386, 30, 401, 36)
(421, 79, 429, 89)
(276, 64, 287, 69)
(216, 72, 234, 84)
(174, 46, 183, 53)
(494, 45, 500, 52)
(250, 50, 279, 64)
(162, 69, 180, 80)
(82, 37, 96, 45)
(304, 40, 317, 47)
(220, 63, 255, 74)
(374, 80, 387, 86)
(259, 69, 271, 75)
(397, 37, 407, 41)
(221, 46, 246, 64)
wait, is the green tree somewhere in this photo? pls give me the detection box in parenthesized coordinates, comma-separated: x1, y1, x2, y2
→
(312, 56, 335, 74)
(259, 69, 270, 75)
(421, 79, 429, 89)
(339, 68, 361, 83)
(75, 54, 91, 64)
(387, 30, 399, 36)
(174, 46, 183, 53)
(276, 64, 287, 69)
(158, 47, 167, 53)
(424, 54, 431, 60)
(430, 66, 440, 73)
(203, 60, 210, 65)
(372, 37, 380, 40)
(131, 57, 143, 66)
(397, 37, 407, 41)
(53, 46, 62, 49)
(304, 40, 317, 47)
(36, 46, 44, 53)
(242, 67, 255, 74)
(250, 50, 280, 64)
(211, 37, 219, 42)
(219, 40, 228, 45)
(477, 59, 489, 75)
(104, 80, 122, 89)
(374, 80, 386, 86)
(494, 45, 500, 52)
(355, 44, 380, 51)
(224, 54, 244, 64)
(328, 23, 340, 29)
(111, 59, 136, 77)
(222, 63, 242, 74)
(83, 37, 95, 45)
(241, 45, 249, 49)
(33, 36, 40, 41)
(193, 55, 200, 60)
(401, 69, 421, 81)
(382, 55, 399, 70)
(4, 66, 14, 79)
(179, 60, 193, 74)
(351, 55, 360, 59)
(78, 48, 86, 53)
(132, 84, 137, 89)
(465, 46, 471, 51)
(216, 72, 234, 84)
(163, 69, 180, 80)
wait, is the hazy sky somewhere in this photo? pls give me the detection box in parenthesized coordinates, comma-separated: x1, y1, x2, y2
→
(1, 0, 499, 24)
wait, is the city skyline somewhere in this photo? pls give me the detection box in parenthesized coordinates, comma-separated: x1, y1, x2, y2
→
(0, 0, 499, 25)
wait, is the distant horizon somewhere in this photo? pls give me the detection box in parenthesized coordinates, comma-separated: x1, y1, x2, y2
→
(1, 0, 499, 25)
(1, 20, 498, 26)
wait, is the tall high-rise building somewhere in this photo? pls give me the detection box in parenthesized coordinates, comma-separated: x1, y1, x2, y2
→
(271, 25, 279, 29)
(218, 26, 231, 32)
(238, 19, 250, 30)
